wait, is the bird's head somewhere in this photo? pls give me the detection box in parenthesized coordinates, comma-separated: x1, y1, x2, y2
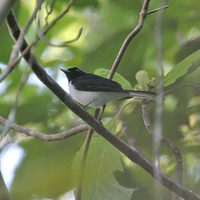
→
(60, 67, 85, 82)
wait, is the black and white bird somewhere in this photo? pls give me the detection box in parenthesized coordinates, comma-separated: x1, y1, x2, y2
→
(60, 67, 156, 109)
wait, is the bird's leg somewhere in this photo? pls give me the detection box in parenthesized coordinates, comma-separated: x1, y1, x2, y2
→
(99, 105, 106, 120)
(83, 101, 93, 109)
(82, 104, 88, 110)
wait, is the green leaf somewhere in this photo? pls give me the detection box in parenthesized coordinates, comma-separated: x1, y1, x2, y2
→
(135, 70, 150, 90)
(73, 134, 133, 200)
(95, 68, 132, 89)
(164, 50, 200, 87)
(11, 135, 85, 200)
(0, 23, 13, 63)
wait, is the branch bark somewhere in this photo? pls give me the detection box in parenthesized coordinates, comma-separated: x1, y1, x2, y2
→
(76, 109, 100, 200)
(0, 116, 88, 141)
(4, 9, 200, 200)
(0, 0, 16, 26)
(108, 0, 151, 79)
(141, 101, 183, 186)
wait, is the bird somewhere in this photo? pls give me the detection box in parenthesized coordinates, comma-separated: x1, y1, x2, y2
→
(60, 67, 156, 110)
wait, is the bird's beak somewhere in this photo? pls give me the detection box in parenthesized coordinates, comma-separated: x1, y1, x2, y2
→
(60, 68, 69, 73)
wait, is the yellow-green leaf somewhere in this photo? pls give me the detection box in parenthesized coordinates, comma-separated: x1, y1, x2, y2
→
(164, 50, 200, 87)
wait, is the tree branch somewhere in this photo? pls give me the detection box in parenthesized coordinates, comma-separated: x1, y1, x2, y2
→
(76, 109, 100, 200)
(141, 101, 183, 185)
(37, 27, 83, 47)
(5, 9, 200, 200)
(147, 5, 168, 15)
(2, 0, 75, 82)
(108, 1, 168, 80)
(0, 116, 88, 141)
(108, 0, 151, 79)
(0, 68, 30, 141)
(0, 0, 16, 26)
(0, 0, 44, 83)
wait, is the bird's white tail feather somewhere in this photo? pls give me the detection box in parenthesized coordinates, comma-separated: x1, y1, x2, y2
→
(127, 90, 156, 100)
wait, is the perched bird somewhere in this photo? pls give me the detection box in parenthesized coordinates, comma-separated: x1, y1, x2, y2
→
(60, 67, 156, 109)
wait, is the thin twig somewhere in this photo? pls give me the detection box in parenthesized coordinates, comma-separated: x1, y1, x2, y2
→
(108, 2, 168, 80)
(44, 0, 55, 27)
(36, 3, 82, 47)
(76, 109, 100, 200)
(37, 27, 83, 47)
(0, 67, 30, 141)
(3, 0, 75, 81)
(100, 0, 152, 121)
(147, 5, 168, 15)
(141, 101, 183, 196)
(0, 116, 88, 141)
(76, 128, 93, 200)
(0, 0, 44, 83)
(114, 107, 138, 148)
(40, 0, 75, 36)
(108, 0, 151, 79)
(5, 8, 200, 200)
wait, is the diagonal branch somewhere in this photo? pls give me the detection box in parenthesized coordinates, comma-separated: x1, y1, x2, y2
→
(108, 0, 151, 79)
(76, 109, 100, 200)
(141, 101, 183, 185)
(108, 1, 168, 80)
(0, 68, 30, 142)
(5, 9, 200, 200)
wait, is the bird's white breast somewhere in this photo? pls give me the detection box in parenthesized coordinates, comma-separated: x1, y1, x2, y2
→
(68, 82, 128, 108)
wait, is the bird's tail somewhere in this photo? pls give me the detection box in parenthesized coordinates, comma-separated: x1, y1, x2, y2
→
(126, 90, 156, 100)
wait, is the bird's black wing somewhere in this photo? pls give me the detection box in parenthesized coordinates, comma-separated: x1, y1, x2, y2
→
(71, 73, 127, 92)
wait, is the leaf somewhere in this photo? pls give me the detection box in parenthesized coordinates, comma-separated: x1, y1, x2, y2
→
(73, 134, 134, 200)
(164, 50, 200, 87)
(11, 135, 85, 200)
(135, 70, 150, 90)
(95, 68, 132, 89)
(0, 23, 13, 63)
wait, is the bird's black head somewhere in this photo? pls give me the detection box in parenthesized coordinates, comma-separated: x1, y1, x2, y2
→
(60, 67, 86, 82)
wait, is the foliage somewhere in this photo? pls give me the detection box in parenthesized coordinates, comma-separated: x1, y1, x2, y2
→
(0, 0, 200, 200)
(164, 50, 200, 87)
(73, 134, 133, 200)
